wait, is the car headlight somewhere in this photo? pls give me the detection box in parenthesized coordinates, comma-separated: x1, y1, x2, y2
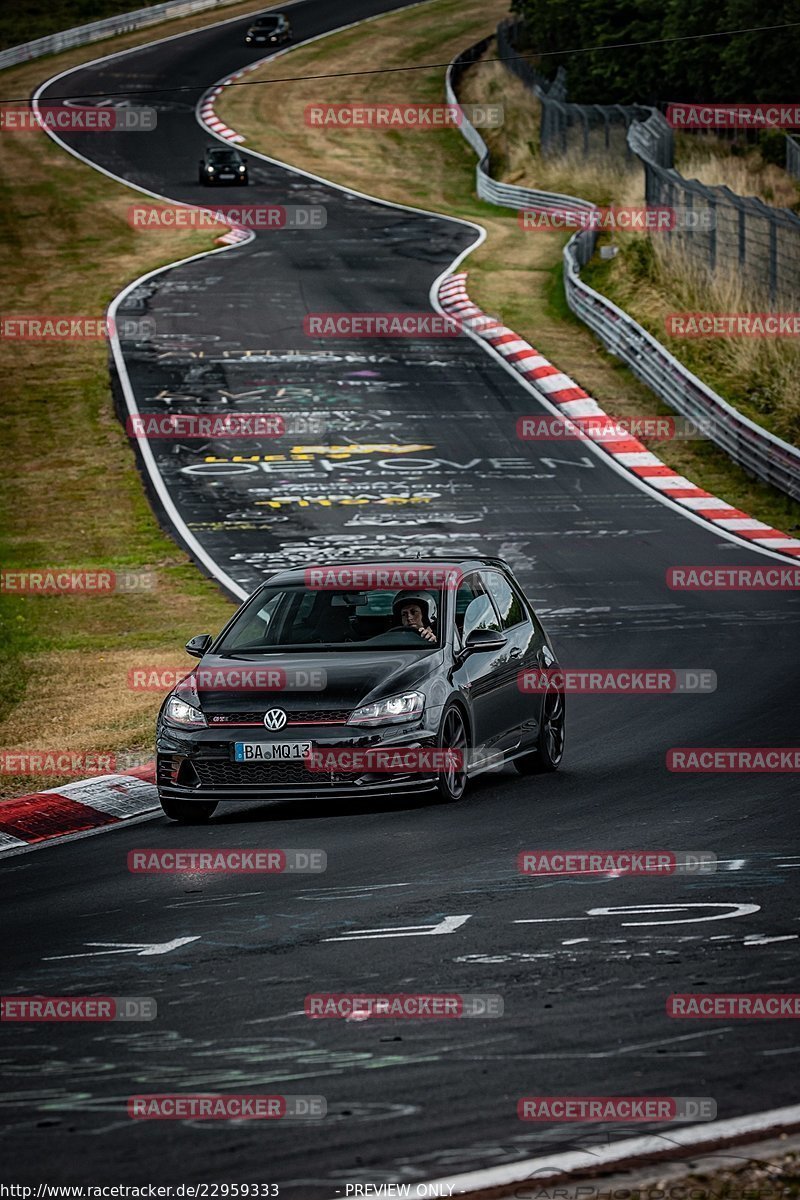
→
(347, 691, 424, 726)
(238, 164, 246, 173)
(207, 166, 215, 174)
(165, 685, 207, 728)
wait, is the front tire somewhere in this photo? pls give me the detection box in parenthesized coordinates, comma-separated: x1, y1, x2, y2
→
(436, 704, 468, 802)
(160, 796, 218, 823)
(515, 688, 565, 774)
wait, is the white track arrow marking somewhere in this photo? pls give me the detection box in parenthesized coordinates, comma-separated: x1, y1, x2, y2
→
(323, 915, 471, 942)
(44, 937, 200, 960)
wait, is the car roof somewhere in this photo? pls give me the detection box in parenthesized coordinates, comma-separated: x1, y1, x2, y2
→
(260, 557, 513, 587)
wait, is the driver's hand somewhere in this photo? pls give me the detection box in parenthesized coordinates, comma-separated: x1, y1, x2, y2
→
(417, 627, 436, 643)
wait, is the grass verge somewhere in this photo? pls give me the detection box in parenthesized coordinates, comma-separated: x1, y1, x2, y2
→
(0, 1, 280, 798)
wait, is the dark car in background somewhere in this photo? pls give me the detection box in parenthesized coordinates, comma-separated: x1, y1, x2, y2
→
(245, 12, 292, 46)
(156, 557, 565, 823)
(198, 145, 248, 186)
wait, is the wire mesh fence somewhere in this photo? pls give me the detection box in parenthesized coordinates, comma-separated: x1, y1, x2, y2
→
(496, 18, 800, 307)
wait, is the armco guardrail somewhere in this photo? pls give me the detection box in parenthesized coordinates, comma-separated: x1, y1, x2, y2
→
(445, 42, 800, 503)
(447, 39, 595, 221)
(0, 0, 246, 71)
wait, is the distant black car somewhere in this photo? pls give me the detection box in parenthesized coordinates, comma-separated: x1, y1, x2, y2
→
(198, 146, 248, 186)
(245, 12, 292, 46)
(156, 557, 565, 822)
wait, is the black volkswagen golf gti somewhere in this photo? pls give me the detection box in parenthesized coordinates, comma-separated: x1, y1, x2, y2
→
(156, 558, 565, 822)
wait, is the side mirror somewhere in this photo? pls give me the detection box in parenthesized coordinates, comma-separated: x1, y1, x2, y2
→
(462, 628, 507, 655)
(185, 633, 213, 659)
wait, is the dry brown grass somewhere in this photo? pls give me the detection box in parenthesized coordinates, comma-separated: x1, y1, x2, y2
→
(458, 56, 642, 205)
(675, 133, 800, 211)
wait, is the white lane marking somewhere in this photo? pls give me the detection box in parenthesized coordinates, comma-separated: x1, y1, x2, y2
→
(408, 1103, 800, 1198)
(515, 903, 760, 927)
(0, 832, 28, 849)
(44, 936, 200, 960)
(323, 915, 471, 942)
(744, 934, 799, 945)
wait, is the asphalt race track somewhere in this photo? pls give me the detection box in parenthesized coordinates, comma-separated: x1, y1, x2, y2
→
(2, 0, 799, 1189)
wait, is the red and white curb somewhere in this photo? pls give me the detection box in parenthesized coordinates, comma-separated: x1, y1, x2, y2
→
(413, 1101, 800, 1198)
(199, 83, 246, 143)
(0, 764, 158, 856)
(198, 46, 282, 145)
(439, 273, 800, 559)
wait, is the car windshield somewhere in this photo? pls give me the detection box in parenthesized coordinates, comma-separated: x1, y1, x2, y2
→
(253, 16, 279, 27)
(216, 585, 443, 653)
(208, 150, 239, 163)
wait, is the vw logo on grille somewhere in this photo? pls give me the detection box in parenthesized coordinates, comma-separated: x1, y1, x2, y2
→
(263, 708, 288, 731)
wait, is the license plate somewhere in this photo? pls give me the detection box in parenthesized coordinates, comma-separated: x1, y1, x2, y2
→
(234, 741, 312, 762)
(219, 173, 235, 179)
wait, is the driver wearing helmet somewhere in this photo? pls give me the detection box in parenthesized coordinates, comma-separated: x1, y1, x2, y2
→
(391, 591, 438, 644)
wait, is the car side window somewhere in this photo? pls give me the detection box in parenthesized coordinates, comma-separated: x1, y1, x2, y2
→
(483, 571, 527, 631)
(462, 595, 502, 637)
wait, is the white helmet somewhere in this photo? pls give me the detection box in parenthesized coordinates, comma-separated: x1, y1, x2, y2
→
(392, 590, 438, 625)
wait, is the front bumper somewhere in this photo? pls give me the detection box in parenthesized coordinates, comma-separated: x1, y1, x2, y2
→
(156, 718, 441, 802)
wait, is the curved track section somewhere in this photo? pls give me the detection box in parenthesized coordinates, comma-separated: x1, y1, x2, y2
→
(2, 1, 797, 1190)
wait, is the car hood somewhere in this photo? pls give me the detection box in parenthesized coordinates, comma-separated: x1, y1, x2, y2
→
(188, 649, 444, 714)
